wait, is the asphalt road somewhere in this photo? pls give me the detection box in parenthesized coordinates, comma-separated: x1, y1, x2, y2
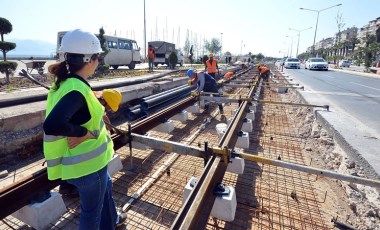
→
(286, 67, 380, 133)
(284, 66, 380, 177)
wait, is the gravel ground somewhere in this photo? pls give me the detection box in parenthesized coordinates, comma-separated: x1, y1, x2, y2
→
(285, 90, 380, 230)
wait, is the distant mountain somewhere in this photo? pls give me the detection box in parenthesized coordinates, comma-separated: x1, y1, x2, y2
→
(5, 39, 56, 57)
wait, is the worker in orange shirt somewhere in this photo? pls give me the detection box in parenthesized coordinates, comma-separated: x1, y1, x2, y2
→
(148, 44, 156, 72)
(258, 65, 271, 82)
(205, 53, 220, 80)
(223, 71, 234, 80)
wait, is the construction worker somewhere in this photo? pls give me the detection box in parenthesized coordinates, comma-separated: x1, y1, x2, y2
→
(205, 52, 220, 80)
(148, 44, 156, 72)
(258, 65, 271, 82)
(223, 71, 234, 80)
(187, 69, 224, 114)
(43, 29, 126, 229)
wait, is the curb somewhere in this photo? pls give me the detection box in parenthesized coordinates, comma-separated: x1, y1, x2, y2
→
(328, 67, 380, 79)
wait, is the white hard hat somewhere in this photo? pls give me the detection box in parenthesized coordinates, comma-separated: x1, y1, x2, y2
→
(59, 29, 103, 55)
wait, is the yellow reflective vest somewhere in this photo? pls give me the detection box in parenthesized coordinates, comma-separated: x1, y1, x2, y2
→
(44, 78, 113, 180)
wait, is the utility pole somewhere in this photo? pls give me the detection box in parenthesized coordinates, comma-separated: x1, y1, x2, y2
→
(143, 0, 146, 60)
(220, 32, 223, 57)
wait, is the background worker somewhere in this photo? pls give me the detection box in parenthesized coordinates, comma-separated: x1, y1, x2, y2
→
(258, 64, 271, 82)
(187, 69, 224, 114)
(148, 44, 156, 72)
(43, 29, 126, 229)
(205, 53, 220, 80)
(223, 71, 234, 80)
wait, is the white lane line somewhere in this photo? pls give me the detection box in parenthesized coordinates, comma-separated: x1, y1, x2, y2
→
(322, 74, 334, 79)
(303, 90, 380, 97)
(350, 82, 380, 91)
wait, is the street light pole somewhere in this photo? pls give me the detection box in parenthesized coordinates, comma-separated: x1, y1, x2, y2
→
(143, 0, 147, 61)
(286, 35, 297, 57)
(240, 40, 243, 56)
(220, 32, 223, 57)
(289, 27, 313, 57)
(300, 3, 342, 56)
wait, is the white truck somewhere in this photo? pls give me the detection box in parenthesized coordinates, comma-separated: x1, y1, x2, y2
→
(148, 41, 183, 67)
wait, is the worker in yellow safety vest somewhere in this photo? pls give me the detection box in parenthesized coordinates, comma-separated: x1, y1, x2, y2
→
(205, 52, 220, 80)
(43, 29, 126, 229)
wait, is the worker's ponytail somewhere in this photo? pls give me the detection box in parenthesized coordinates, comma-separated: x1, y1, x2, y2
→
(48, 53, 86, 90)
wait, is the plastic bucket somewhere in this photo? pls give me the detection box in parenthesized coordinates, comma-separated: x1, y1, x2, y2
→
(216, 123, 227, 137)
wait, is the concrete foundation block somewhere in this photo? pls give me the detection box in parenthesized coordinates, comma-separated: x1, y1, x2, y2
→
(152, 120, 175, 133)
(186, 103, 200, 113)
(236, 131, 249, 149)
(182, 177, 198, 204)
(108, 154, 123, 176)
(242, 119, 253, 132)
(210, 186, 237, 221)
(249, 102, 257, 113)
(12, 192, 67, 230)
(170, 111, 189, 122)
(226, 157, 245, 174)
(277, 87, 288, 94)
(245, 111, 255, 121)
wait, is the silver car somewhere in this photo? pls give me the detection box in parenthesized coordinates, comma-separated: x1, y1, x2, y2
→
(284, 58, 301, 69)
(339, 60, 350, 68)
(305, 58, 329, 71)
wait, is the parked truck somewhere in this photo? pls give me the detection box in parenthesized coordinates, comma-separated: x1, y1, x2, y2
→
(148, 41, 183, 67)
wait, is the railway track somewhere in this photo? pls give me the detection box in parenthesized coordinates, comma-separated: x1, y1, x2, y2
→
(2, 65, 378, 229)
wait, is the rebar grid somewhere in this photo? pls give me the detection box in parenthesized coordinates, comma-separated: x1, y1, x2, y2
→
(206, 85, 328, 229)
(1, 69, 330, 230)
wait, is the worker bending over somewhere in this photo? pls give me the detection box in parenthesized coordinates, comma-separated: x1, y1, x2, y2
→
(187, 69, 224, 114)
(205, 53, 220, 80)
(258, 64, 271, 82)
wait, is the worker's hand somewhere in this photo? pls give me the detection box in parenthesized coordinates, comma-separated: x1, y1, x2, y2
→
(191, 90, 200, 97)
(67, 131, 95, 149)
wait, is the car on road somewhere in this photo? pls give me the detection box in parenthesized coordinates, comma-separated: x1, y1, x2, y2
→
(284, 58, 301, 69)
(338, 60, 350, 68)
(305, 58, 329, 71)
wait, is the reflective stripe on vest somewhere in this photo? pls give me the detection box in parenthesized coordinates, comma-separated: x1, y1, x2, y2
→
(43, 78, 113, 180)
(44, 120, 105, 143)
(46, 136, 111, 167)
(206, 59, 217, 73)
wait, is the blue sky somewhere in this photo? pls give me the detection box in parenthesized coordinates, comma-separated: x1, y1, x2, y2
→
(1, 0, 379, 57)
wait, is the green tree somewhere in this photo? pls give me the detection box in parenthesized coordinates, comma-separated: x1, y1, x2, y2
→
(95, 27, 110, 74)
(361, 34, 379, 69)
(0, 17, 17, 84)
(256, 53, 265, 61)
(183, 29, 190, 57)
(168, 51, 178, 69)
(204, 38, 221, 55)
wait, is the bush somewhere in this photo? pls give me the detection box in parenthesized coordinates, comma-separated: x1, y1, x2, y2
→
(0, 61, 17, 73)
(168, 52, 178, 69)
(202, 55, 209, 65)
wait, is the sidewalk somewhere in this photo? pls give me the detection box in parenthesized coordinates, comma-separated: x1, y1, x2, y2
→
(328, 64, 380, 78)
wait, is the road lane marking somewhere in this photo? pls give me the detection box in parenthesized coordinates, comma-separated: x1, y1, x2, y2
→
(350, 82, 380, 91)
(322, 74, 334, 79)
(303, 91, 380, 98)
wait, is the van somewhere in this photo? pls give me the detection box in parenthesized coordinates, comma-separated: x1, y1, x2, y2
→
(57, 31, 141, 69)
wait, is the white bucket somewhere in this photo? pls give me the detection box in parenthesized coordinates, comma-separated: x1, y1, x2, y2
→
(216, 123, 227, 138)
